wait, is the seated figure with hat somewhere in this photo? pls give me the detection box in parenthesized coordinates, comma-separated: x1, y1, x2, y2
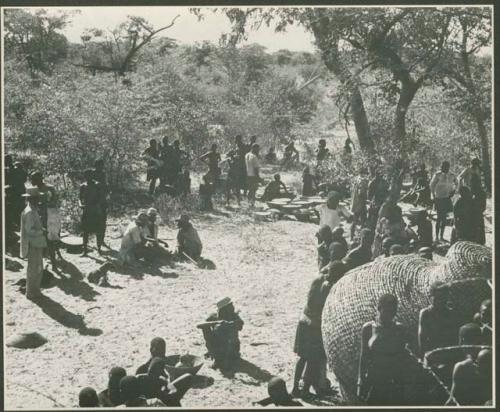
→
(197, 297, 244, 372)
(176, 214, 203, 262)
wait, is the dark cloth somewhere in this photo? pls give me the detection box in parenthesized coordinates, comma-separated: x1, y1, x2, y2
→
(435, 197, 453, 216)
(453, 196, 474, 241)
(199, 183, 214, 211)
(417, 219, 433, 248)
(302, 173, 315, 196)
(471, 191, 486, 245)
(344, 245, 372, 270)
(80, 181, 105, 234)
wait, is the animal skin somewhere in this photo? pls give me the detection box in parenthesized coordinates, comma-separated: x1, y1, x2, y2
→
(322, 241, 492, 405)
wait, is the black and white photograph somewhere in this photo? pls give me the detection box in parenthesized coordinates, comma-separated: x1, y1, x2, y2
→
(1, 4, 494, 409)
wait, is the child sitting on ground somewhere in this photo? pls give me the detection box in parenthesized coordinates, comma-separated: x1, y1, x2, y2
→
(260, 174, 293, 201)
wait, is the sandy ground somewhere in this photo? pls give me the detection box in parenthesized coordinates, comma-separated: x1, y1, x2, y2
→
(4, 192, 344, 409)
(3, 166, 493, 409)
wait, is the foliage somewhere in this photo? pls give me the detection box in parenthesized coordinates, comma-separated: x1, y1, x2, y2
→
(4, 8, 72, 75)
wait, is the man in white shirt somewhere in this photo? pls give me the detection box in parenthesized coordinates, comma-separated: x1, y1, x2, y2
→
(429, 161, 458, 241)
(245, 144, 261, 207)
(20, 187, 48, 300)
(119, 212, 148, 265)
(315, 191, 352, 231)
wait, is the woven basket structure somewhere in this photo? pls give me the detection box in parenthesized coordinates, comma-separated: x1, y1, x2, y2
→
(322, 241, 492, 404)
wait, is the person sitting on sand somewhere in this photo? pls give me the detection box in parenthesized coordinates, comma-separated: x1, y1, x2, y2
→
(331, 226, 348, 255)
(176, 214, 202, 261)
(98, 367, 127, 406)
(316, 225, 333, 270)
(79, 387, 100, 407)
(118, 376, 148, 407)
(446, 323, 489, 406)
(315, 191, 352, 231)
(199, 173, 215, 211)
(198, 297, 244, 372)
(418, 281, 460, 358)
(320, 242, 347, 275)
(136, 356, 194, 407)
(260, 174, 292, 202)
(343, 228, 373, 270)
(254, 376, 303, 407)
(118, 212, 149, 266)
(293, 261, 347, 398)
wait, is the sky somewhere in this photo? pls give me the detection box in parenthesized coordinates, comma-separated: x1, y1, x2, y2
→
(23, 7, 317, 53)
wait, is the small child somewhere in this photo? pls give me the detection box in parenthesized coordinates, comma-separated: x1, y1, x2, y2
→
(316, 225, 333, 269)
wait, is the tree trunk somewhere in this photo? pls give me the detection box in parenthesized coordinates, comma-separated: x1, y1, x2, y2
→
(309, 25, 375, 153)
(473, 111, 491, 194)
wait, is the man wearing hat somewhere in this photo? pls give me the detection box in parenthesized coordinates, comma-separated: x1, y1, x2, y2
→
(176, 214, 202, 261)
(118, 212, 149, 265)
(20, 187, 48, 300)
(198, 297, 244, 372)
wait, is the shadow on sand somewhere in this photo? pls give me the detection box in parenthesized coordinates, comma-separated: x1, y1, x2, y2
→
(32, 294, 103, 336)
(51, 261, 100, 302)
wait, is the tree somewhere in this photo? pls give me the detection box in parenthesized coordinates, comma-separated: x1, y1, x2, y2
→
(74, 15, 179, 76)
(436, 9, 492, 191)
(4, 8, 71, 76)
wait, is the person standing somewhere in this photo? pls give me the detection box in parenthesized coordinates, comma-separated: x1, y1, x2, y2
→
(367, 169, 389, 230)
(302, 166, 316, 197)
(235, 135, 248, 195)
(30, 171, 62, 272)
(430, 161, 457, 242)
(245, 144, 261, 207)
(453, 186, 474, 242)
(93, 159, 109, 250)
(160, 136, 175, 187)
(79, 169, 105, 256)
(20, 187, 48, 300)
(11, 160, 28, 226)
(199, 144, 222, 183)
(142, 139, 162, 195)
(315, 191, 352, 231)
(350, 168, 369, 241)
(316, 139, 330, 164)
(458, 158, 482, 190)
(470, 173, 487, 245)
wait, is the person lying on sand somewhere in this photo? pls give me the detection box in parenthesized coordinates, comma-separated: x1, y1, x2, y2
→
(253, 376, 303, 407)
(198, 297, 244, 372)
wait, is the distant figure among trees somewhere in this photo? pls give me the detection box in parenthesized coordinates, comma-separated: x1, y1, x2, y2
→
(430, 161, 457, 242)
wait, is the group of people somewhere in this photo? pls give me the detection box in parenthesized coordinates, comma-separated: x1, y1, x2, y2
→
(142, 137, 191, 196)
